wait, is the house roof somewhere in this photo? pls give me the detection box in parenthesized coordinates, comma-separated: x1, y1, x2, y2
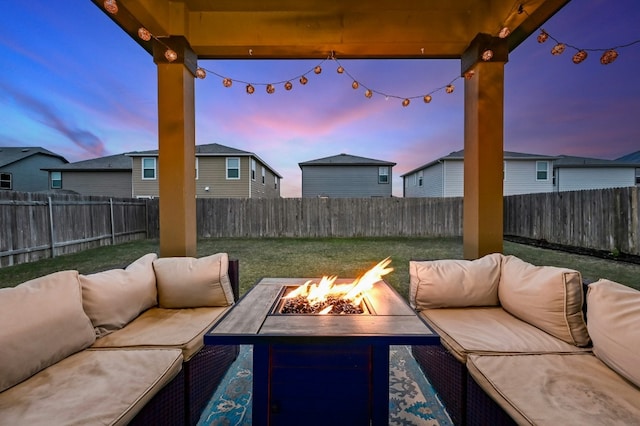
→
(0, 146, 68, 168)
(616, 151, 640, 163)
(401, 149, 558, 176)
(43, 153, 132, 171)
(554, 155, 639, 169)
(127, 143, 283, 178)
(299, 153, 396, 168)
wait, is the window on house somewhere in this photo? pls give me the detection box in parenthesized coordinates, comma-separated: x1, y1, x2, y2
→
(412, 174, 417, 186)
(50, 171, 62, 189)
(418, 171, 423, 187)
(227, 157, 240, 179)
(636, 168, 640, 185)
(274, 176, 278, 190)
(251, 159, 256, 180)
(0, 172, 12, 190)
(378, 167, 389, 184)
(536, 161, 549, 181)
(503, 161, 506, 181)
(142, 157, 156, 180)
(195, 157, 199, 180)
(262, 167, 265, 184)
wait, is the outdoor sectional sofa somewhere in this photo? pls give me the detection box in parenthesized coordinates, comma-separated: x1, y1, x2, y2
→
(0, 252, 240, 426)
(410, 253, 640, 425)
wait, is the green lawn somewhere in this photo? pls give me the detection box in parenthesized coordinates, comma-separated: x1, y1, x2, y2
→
(1, 237, 639, 298)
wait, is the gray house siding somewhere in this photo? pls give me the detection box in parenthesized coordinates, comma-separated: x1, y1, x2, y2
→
(1, 154, 67, 192)
(61, 171, 132, 198)
(555, 168, 635, 192)
(404, 163, 444, 197)
(301, 165, 392, 198)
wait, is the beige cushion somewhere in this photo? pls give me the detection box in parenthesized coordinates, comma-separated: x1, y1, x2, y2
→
(409, 253, 502, 309)
(80, 253, 158, 337)
(0, 271, 96, 393)
(498, 255, 590, 347)
(420, 307, 590, 362)
(153, 253, 234, 308)
(467, 353, 640, 425)
(0, 348, 183, 426)
(587, 279, 640, 388)
(92, 306, 229, 361)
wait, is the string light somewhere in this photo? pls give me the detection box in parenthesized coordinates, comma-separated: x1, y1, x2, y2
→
(104, 0, 118, 14)
(125, 3, 640, 109)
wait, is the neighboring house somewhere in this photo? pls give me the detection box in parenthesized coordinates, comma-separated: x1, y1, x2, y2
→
(553, 155, 640, 192)
(127, 143, 282, 198)
(299, 153, 396, 198)
(0, 146, 68, 192)
(43, 153, 133, 198)
(402, 150, 557, 197)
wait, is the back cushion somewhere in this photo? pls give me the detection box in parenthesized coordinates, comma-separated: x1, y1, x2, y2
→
(153, 253, 234, 308)
(0, 271, 96, 392)
(587, 279, 640, 388)
(499, 255, 590, 347)
(80, 253, 158, 337)
(409, 253, 503, 310)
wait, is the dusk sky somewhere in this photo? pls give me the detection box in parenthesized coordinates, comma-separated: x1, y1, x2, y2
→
(1, 1, 639, 197)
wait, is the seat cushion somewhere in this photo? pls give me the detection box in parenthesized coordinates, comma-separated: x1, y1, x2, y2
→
(80, 253, 158, 337)
(499, 255, 590, 347)
(0, 270, 96, 393)
(420, 307, 591, 363)
(587, 279, 640, 388)
(467, 353, 640, 425)
(153, 253, 234, 308)
(409, 253, 502, 309)
(0, 348, 182, 426)
(91, 306, 229, 361)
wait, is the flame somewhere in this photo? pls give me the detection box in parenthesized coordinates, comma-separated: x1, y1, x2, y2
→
(282, 257, 393, 314)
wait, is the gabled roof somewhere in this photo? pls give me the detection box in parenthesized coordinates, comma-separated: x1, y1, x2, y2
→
(401, 149, 558, 177)
(554, 155, 639, 168)
(299, 153, 396, 168)
(127, 142, 282, 178)
(0, 146, 67, 168)
(616, 151, 640, 163)
(42, 153, 132, 171)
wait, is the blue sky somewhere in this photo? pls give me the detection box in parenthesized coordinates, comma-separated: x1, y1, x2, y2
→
(1, 1, 639, 197)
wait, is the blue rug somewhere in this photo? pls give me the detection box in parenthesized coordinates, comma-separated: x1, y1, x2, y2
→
(198, 345, 453, 426)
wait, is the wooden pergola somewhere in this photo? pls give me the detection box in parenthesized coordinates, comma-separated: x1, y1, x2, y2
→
(92, 0, 570, 259)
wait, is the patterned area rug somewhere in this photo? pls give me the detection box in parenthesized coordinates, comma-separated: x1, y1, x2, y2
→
(198, 345, 453, 426)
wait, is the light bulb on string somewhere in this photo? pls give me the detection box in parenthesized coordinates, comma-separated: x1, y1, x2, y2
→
(299, 75, 308, 85)
(246, 84, 255, 94)
(337, 66, 344, 74)
(266, 84, 275, 94)
(464, 70, 475, 80)
(402, 99, 410, 107)
(498, 27, 510, 38)
(195, 68, 206, 79)
(445, 84, 454, 94)
(137, 27, 151, 42)
(423, 95, 432, 103)
(365, 89, 373, 98)
(104, 0, 118, 14)
(481, 49, 493, 61)
(600, 49, 618, 65)
(222, 78, 233, 88)
(352, 81, 359, 89)
(284, 81, 293, 90)
(572, 50, 588, 64)
(314, 66, 322, 74)
(164, 49, 178, 62)
(537, 30, 549, 43)
(551, 43, 565, 55)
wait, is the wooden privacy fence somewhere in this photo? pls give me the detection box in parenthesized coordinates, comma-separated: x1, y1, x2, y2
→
(0, 191, 148, 267)
(147, 197, 464, 239)
(504, 187, 639, 256)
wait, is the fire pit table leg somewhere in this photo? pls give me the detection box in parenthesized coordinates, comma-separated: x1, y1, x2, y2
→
(371, 344, 390, 425)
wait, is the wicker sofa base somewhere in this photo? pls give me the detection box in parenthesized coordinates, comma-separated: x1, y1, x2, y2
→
(466, 373, 517, 426)
(411, 343, 466, 425)
(130, 368, 186, 426)
(185, 344, 239, 425)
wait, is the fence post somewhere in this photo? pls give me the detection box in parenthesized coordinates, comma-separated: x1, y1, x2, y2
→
(110, 198, 116, 245)
(48, 196, 56, 258)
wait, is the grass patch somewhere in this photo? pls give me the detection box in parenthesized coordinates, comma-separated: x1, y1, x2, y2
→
(1, 237, 639, 298)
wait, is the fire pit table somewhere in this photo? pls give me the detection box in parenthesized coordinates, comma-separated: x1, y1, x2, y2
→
(204, 277, 439, 426)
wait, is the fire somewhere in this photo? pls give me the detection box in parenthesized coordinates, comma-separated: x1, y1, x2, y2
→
(283, 257, 393, 314)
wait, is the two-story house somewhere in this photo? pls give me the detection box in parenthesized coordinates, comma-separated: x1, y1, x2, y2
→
(0, 147, 68, 192)
(402, 150, 557, 197)
(299, 153, 396, 198)
(128, 143, 282, 199)
(553, 154, 640, 192)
